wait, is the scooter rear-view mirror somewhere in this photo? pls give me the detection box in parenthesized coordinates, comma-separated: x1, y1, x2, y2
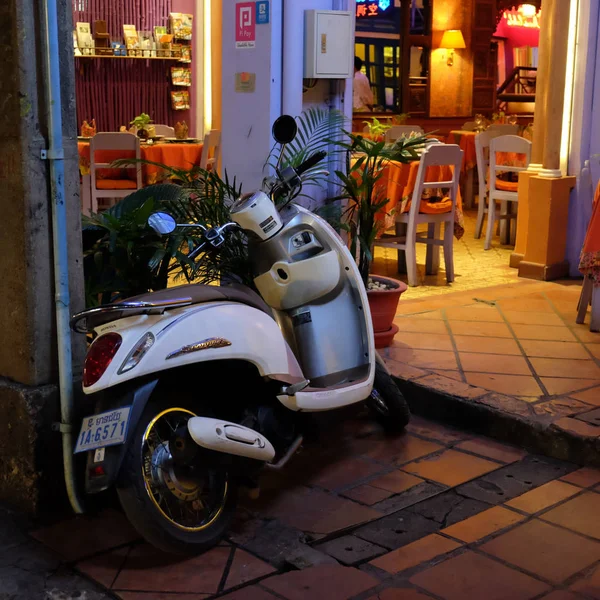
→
(148, 212, 177, 235)
(272, 115, 298, 145)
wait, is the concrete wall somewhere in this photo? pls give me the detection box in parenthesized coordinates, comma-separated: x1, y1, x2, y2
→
(0, 0, 85, 511)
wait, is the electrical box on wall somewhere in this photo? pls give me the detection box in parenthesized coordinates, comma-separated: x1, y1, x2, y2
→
(304, 10, 353, 79)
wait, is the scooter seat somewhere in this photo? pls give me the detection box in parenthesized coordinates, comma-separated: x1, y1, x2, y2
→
(128, 283, 272, 316)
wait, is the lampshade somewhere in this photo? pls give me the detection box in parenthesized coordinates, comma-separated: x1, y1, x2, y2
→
(440, 30, 466, 50)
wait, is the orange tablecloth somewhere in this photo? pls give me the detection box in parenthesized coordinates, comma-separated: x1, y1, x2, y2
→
(579, 182, 600, 285)
(377, 160, 464, 240)
(78, 141, 204, 185)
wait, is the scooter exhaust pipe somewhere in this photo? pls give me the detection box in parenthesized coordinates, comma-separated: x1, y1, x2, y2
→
(187, 417, 276, 462)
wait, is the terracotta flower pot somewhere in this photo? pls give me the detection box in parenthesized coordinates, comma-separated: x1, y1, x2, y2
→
(367, 275, 408, 348)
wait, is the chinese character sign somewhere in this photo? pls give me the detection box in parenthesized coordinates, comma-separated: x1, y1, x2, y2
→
(356, 0, 391, 18)
(236, 2, 256, 49)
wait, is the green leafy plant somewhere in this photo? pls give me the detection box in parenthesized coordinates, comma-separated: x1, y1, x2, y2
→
(130, 112, 153, 130)
(362, 117, 392, 136)
(327, 132, 427, 286)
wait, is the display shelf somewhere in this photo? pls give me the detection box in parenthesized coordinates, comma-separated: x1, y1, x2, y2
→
(74, 54, 181, 60)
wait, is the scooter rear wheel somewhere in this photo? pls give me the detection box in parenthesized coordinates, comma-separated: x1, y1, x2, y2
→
(367, 360, 411, 433)
(117, 401, 237, 555)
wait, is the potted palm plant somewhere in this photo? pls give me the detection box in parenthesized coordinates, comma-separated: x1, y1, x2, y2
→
(329, 132, 426, 347)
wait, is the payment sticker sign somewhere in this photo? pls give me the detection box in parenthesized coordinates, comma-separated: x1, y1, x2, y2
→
(236, 2, 256, 49)
(256, 1, 269, 25)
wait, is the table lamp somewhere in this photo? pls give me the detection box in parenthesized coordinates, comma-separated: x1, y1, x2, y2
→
(440, 30, 466, 67)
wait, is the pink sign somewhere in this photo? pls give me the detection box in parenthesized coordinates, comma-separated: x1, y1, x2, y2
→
(235, 2, 256, 49)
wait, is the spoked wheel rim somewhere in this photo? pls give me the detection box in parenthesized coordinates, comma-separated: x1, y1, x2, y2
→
(369, 388, 390, 417)
(141, 408, 228, 532)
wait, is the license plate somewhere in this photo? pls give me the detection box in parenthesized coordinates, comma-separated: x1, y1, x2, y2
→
(74, 407, 132, 454)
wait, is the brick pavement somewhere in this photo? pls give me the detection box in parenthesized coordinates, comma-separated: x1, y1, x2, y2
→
(29, 414, 600, 600)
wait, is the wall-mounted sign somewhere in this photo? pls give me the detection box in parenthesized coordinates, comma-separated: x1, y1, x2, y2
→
(256, 1, 269, 25)
(235, 72, 256, 93)
(502, 6, 541, 29)
(355, 0, 391, 18)
(236, 2, 256, 49)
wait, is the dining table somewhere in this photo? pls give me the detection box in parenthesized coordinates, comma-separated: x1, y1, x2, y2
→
(78, 139, 204, 214)
(579, 181, 600, 285)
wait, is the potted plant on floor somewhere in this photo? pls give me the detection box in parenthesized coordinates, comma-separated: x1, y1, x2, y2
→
(328, 132, 426, 347)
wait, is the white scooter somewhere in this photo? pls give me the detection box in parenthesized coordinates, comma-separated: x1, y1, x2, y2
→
(70, 116, 410, 555)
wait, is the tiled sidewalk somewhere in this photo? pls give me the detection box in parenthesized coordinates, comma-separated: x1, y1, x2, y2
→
(381, 278, 600, 463)
(30, 414, 600, 600)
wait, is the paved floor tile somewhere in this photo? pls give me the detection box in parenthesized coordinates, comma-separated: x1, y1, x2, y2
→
(371, 482, 446, 514)
(569, 326, 600, 344)
(405, 417, 471, 445)
(533, 399, 594, 420)
(448, 320, 513, 339)
(455, 438, 526, 464)
(553, 417, 600, 438)
(410, 550, 550, 600)
(531, 358, 600, 380)
(257, 486, 380, 536)
(506, 481, 582, 514)
(414, 374, 488, 399)
(224, 549, 276, 590)
(538, 591, 583, 600)
(261, 565, 378, 600)
(365, 588, 436, 600)
(480, 520, 600, 584)
(441, 506, 524, 543)
(576, 407, 600, 425)
(402, 449, 502, 487)
(460, 353, 531, 375)
(113, 544, 230, 594)
(369, 471, 424, 494)
(355, 433, 444, 465)
(541, 492, 600, 540)
(32, 510, 139, 562)
(117, 593, 210, 600)
(392, 333, 454, 352)
(498, 297, 555, 313)
(561, 467, 600, 488)
(444, 305, 503, 322)
(370, 534, 461, 574)
(354, 510, 440, 550)
(512, 324, 578, 342)
(342, 485, 394, 506)
(394, 317, 450, 334)
(218, 587, 279, 600)
(317, 535, 386, 566)
(77, 548, 129, 589)
(570, 386, 600, 407)
(542, 379, 600, 396)
(385, 359, 429, 380)
(465, 373, 543, 397)
(587, 344, 600, 359)
(571, 562, 600, 598)
(520, 340, 590, 360)
(388, 347, 458, 370)
(307, 457, 385, 491)
(407, 490, 490, 528)
(502, 310, 565, 326)
(453, 335, 522, 356)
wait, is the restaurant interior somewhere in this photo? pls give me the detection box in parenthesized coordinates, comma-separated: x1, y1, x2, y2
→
(72, 0, 550, 299)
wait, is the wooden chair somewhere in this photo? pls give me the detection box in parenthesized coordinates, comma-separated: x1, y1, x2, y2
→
(90, 133, 142, 213)
(200, 129, 221, 171)
(153, 124, 175, 137)
(385, 125, 425, 143)
(462, 121, 477, 131)
(484, 135, 532, 250)
(373, 144, 463, 287)
(488, 123, 520, 135)
(474, 129, 506, 239)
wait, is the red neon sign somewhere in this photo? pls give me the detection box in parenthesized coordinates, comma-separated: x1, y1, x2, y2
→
(502, 6, 541, 29)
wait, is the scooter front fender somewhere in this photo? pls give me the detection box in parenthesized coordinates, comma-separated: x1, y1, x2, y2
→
(84, 378, 158, 494)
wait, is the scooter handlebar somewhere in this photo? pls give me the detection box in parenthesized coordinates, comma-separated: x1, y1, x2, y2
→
(295, 151, 328, 176)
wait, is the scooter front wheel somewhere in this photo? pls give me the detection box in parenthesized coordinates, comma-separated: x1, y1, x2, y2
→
(117, 401, 237, 555)
(367, 360, 411, 433)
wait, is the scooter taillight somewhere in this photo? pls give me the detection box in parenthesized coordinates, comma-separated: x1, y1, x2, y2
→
(83, 333, 123, 387)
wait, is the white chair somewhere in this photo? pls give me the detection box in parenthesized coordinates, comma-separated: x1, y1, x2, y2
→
(200, 129, 222, 171)
(474, 129, 506, 239)
(462, 121, 477, 131)
(488, 123, 520, 135)
(90, 133, 142, 213)
(153, 124, 175, 137)
(385, 125, 425, 143)
(374, 144, 464, 287)
(484, 135, 532, 250)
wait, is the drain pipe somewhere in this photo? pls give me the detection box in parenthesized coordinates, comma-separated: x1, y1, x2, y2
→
(42, 0, 84, 514)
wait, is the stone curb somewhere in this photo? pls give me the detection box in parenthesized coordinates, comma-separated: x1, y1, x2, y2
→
(393, 375, 600, 468)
